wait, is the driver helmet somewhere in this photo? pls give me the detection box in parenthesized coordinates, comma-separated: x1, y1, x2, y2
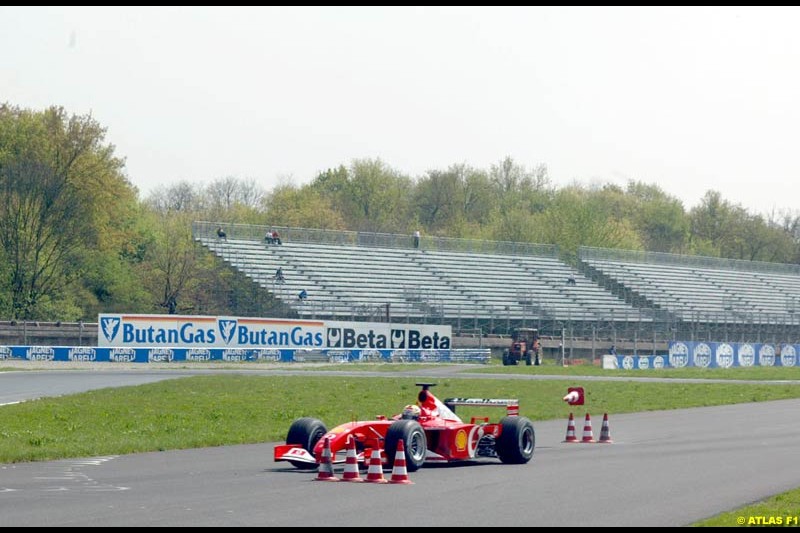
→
(401, 404, 421, 420)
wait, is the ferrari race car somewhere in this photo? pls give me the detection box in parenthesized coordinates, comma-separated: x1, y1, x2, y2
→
(273, 383, 535, 472)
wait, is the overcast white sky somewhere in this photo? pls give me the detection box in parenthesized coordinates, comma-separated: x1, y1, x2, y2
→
(2, 6, 798, 216)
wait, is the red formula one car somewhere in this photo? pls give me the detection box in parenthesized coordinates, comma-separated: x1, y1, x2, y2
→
(273, 383, 535, 472)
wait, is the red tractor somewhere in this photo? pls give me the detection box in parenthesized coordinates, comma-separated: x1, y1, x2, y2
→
(502, 327, 540, 366)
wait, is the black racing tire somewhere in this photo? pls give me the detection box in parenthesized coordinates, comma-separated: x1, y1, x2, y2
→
(384, 419, 427, 472)
(496, 416, 535, 464)
(285, 417, 327, 470)
(502, 349, 511, 366)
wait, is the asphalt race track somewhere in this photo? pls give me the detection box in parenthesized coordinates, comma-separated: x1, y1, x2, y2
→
(1, 366, 799, 526)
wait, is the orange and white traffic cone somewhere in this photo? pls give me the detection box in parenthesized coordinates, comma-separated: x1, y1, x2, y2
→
(364, 447, 388, 483)
(388, 439, 413, 485)
(580, 413, 596, 443)
(341, 435, 364, 482)
(598, 413, 613, 443)
(563, 412, 578, 443)
(314, 437, 339, 481)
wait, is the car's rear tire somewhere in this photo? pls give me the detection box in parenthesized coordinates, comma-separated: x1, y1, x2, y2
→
(285, 417, 327, 469)
(384, 419, 427, 472)
(496, 416, 535, 464)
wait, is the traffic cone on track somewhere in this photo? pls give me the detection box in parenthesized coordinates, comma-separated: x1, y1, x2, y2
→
(341, 435, 364, 482)
(598, 413, 613, 444)
(364, 447, 388, 483)
(314, 437, 339, 481)
(563, 412, 578, 443)
(581, 413, 596, 443)
(388, 440, 413, 485)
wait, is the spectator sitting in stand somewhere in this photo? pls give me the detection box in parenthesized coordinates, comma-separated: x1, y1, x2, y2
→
(298, 288, 308, 301)
(567, 274, 576, 286)
(272, 229, 282, 245)
(216, 227, 227, 240)
(265, 229, 274, 244)
(275, 267, 285, 284)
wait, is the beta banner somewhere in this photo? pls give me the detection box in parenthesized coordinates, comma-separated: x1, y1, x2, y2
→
(97, 314, 452, 350)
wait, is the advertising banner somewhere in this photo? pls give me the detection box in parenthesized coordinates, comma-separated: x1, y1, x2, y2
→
(0, 345, 490, 364)
(603, 341, 799, 369)
(605, 341, 800, 369)
(97, 314, 451, 350)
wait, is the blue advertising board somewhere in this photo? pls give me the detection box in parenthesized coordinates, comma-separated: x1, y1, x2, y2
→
(607, 341, 798, 369)
(0, 346, 490, 364)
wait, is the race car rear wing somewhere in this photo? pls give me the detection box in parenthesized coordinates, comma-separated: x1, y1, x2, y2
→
(443, 398, 520, 416)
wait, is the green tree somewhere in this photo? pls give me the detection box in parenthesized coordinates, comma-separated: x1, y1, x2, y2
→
(137, 211, 200, 314)
(310, 165, 349, 208)
(541, 186, 642, 263)
(146, 181, 205, 213)
(489, 156, 551, 210)
(336, 158, 413, 232)
(413, 164, 494, 236)
(689, 191, 749, 257)
(0, 104, 137, 320)
(413, 168, 459, 230)
(263, 182, 347, 230)
(771, 209, 800, 264)
(204, 176, 265, 223)
(734, 213, 795, 263)
(621, 181, 690, 253)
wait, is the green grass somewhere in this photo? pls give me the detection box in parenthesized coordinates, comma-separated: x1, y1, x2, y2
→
(693, 490, 800, 527)
(1, 371, 799, 525)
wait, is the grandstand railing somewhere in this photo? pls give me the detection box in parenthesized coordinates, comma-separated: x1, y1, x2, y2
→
(579, 246, 800, 275)
(193, 221, 558, 258)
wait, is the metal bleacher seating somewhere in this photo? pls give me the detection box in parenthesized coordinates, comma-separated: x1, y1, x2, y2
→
(579, 246, 800, 324)
(193, 222, 644, 327)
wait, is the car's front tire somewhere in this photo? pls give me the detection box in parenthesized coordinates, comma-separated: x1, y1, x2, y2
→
(285, 417, 327, 470)
(496, 416, 535, 464)
(384, 419, 427, 472)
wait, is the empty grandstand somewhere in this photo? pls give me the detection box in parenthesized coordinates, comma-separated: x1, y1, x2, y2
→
(193, 221, 800, 347)
(579, 246, 800, 344)
(194, 221, 649, 341)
